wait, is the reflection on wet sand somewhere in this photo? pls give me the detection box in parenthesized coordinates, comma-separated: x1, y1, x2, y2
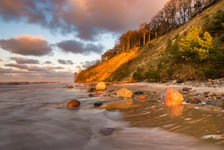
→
(167, 105, 184, 118)
(100, 98, 140, 109)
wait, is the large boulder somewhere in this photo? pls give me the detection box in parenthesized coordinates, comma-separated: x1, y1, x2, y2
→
(96, 82, 106, 91)
(117, 87, 133, 98)
(164, 88, 184, 106)
(66, 99, 80, 108)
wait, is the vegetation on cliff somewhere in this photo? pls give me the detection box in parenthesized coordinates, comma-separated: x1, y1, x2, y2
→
(75, 0, 224, 82)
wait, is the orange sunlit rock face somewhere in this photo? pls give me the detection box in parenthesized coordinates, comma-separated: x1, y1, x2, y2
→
(164, 88, 184, 106)
(167, 105, 184, 118)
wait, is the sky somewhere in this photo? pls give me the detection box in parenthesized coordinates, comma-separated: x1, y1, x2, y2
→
(0, 0, 168, 82)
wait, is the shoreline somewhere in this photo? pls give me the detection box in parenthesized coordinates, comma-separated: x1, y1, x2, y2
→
(81, 78, 224, 110)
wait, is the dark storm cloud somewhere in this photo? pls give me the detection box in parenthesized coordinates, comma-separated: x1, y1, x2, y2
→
(10, 57, 40, 64)
(0, 35, 52, 56)
(0, 0, 167, 40)
(57, 40, 103, 54)
(58, 59, 74, 65)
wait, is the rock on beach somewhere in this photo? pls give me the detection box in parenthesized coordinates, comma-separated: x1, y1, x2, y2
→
(96, 82, 106, 91)
(117, 88, 133, 98)
(164, 88, 184, 106)
(66, 99, 80, 108)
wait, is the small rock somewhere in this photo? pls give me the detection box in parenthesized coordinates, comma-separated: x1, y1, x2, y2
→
(206, 100, 216, 105)
(94, 102, 103, 107)
(99, 128, 115, 136)
(96, 82, 106, 91)
(66, 99, 80, 108)
(66, 85, 73, 89)
(134, 91, 144, 95)
(88, 87, 95, 92)
(186, 97, 201, 104)
(182, 87, 191, 91)
(96, 91, 103, 95)
(138, 95, 147, 100)
(117, 88, 133, 98)
(203, 91, 210, 95)
(108, 93, 116, 97)
(206, 99, 224, 107)
(88, 93, 96, 97)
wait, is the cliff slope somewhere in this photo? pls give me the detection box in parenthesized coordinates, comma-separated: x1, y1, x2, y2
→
(76, 0, 224, 82)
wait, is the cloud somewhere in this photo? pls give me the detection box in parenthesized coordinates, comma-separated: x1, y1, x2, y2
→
(5, 63, 50, 72)
(10, 57, 39, 64)
(58, 59, 74, 65)
(0, 67, 25, 74)
(0, 35, 52, 56)
(81, 60, 99, 68)
(44, 61, 52, 64)
(54, 66, 65, 70)
(57, 40, 103, 54)
(2, 63, 73, 82)
(0, 68, 74, 82)
(0, 0, 167, 40)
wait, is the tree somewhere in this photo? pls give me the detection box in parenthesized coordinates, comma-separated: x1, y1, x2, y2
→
(178, 26, 214, 61)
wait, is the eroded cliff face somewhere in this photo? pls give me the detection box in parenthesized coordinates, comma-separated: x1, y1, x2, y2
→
(75, 49, 138, 82)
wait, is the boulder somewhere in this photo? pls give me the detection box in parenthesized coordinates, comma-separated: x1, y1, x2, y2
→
(117, 88, 133, 98)
(164, 88, 184, 106)
(66, 99, 80, 108)
(96, 82, 106, 91)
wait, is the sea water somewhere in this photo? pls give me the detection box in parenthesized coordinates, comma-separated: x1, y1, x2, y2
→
(0, 83, 223, 150)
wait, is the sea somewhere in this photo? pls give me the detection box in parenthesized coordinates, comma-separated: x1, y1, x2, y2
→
(0, 82, 223, 150)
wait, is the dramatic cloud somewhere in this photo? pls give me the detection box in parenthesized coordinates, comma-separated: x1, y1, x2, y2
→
(0, 35, 52, 56)
(10, 57, 39, 64)
(0, 0, 167, 40)
(57, 40, 103, 54)
(58, 59, 74, 65)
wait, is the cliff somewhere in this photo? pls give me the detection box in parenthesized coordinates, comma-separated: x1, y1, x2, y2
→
(76, 0, 224, 82)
